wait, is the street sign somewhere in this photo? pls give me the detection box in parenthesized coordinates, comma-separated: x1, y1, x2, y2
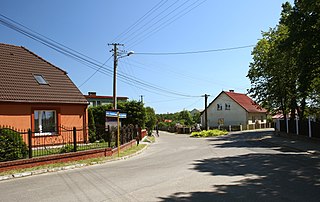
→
(106, 111, 118, 117)
(106, 111, 127, 118)
(119, 113, 127, 118)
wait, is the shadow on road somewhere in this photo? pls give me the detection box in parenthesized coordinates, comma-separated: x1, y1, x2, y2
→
(158, 131, 320, 202)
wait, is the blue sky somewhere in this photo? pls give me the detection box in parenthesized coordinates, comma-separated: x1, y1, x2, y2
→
(1, 0, 293, 114)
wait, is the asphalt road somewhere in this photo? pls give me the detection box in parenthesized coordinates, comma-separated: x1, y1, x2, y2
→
(1, 130, 320, 202)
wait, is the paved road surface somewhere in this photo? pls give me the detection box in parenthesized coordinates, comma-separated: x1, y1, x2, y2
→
(1, 130, 320, 201)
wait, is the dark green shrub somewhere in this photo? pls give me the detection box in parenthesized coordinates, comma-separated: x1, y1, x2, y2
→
(190, 129, 228, 138)
(59, 144, 74, 154)
(0, 128, 28, 161)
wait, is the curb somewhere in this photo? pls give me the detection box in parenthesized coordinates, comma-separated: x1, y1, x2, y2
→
(0, 144, 150, 182)
(259, 136, 320, 155)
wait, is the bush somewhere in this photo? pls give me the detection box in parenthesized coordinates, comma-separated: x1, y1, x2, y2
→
(190, 129, 228, 138)
(59, 144, 75, 154)
(0, 128, 28, 161)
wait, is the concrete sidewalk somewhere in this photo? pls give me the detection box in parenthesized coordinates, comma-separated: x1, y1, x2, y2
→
(260, 131, 320, 155)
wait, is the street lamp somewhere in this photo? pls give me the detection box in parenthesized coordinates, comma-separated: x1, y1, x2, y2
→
(111, 44, 134, 110)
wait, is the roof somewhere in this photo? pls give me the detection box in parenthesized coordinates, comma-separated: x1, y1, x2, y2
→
(0, 43, 88, 105)
(224, 91, 267, 113)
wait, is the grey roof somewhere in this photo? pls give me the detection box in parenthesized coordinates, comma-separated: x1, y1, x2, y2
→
(0, 43, 88, 105)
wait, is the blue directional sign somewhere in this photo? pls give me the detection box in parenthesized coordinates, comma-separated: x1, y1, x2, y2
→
(106, 111, 127, 118)
(106, 111, 118, 117)
(119, 113, 127, 118)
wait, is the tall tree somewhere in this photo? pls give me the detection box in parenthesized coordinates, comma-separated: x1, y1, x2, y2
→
(248, 1, 320, 120)
(282, 0, 320, 118)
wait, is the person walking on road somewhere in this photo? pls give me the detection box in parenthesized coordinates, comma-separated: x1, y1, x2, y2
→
(155, 121, 159, 137)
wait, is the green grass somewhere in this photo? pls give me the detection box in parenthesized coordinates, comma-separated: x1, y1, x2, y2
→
(190, 129, 228, 138)
(113, 144, 146, 158)
(142, 136, 155, 143)
(0, 144, 147, 176)
(32, 142, 115, 157)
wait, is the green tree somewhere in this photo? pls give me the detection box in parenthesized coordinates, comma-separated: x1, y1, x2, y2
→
(248, 24, 297, 118)
(179, 110, 193, 126)
(246, 1, 320, 120)
(119, 100, 146, 128)
(192, 111, 201, 124)
(281, 0, 320, 118)
(88, 107, 97, 142)
(145, 107, 157, 135)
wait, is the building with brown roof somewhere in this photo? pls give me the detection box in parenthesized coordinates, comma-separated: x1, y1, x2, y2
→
(85, 92, 128, 107)
(0, 43, 88, 142)
(200, 90, 267, 130)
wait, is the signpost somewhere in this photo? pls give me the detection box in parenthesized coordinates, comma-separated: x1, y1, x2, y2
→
(106, 110, 127, 157)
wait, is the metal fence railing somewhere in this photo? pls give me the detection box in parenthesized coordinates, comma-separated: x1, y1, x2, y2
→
(277, 119, 320, 138)
(0, 124, 139, 163)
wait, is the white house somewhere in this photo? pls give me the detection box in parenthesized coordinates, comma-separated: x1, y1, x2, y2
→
(201, 90, 267, 130)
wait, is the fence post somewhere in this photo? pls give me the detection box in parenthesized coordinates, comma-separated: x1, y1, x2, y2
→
(28, 129, 32, 158)
(286, 115, 289, 134)
(308, 117, 312, 138)
(107, 125, 111, 148)
(229, 125, 231, 132)
(73, 127, 77, 152)
(240, 124, 242, 131)
(296, 118, 299, 135)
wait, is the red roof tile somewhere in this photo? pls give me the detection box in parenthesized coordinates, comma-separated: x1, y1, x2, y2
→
(0, 43, 88, 105)
(224, 91, 267, 113)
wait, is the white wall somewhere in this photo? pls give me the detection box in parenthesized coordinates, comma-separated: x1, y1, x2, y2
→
(202, 93, 247, 128)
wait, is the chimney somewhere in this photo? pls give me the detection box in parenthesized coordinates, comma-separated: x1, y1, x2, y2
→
(229, 90, 234, 93)
(88, 92, 96, 96)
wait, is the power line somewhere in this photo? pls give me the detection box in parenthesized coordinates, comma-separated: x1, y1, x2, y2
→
(123, 0, 191, 45)
(134, 45, 255, 55)
(78, 55, 113, 87)
(119, 0, 180, 44)
(112, 0, 168, 43)
(127, 0, 207, 49)
(0, 14, 200, 98)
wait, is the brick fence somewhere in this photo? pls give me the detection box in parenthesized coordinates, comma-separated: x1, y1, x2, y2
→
(0, 139, 136, 172)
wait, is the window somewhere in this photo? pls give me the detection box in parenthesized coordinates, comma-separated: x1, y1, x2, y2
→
(34, 110, 57, 135)
(217, 104, 223, 110)
(225, 103, 231, 110)
(34, 75, 48, 85)
(252, 116, 256, 122)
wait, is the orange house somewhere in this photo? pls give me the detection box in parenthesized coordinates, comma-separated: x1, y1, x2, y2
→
(0, 43, 88, 145)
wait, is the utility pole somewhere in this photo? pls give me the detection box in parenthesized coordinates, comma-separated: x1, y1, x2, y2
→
(109, 43, 124, 110)
(140, 95, 144, 104)
(203, 94, 210, 130)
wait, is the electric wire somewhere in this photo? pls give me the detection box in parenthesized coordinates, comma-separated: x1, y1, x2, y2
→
(119, 0, 180, 44)
(112, 0, 168, 43)
(134, 45, 255, 55)
(78, 55, 113, 87)
(123, 0, 191, 45)
(0, 14, 200, 98)
(127, 0, 206, 49)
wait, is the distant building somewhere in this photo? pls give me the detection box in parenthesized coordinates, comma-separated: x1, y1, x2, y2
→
(84, 92, 128, 107)
(190, 108, 201, 116)
(201, 90, 267, 130)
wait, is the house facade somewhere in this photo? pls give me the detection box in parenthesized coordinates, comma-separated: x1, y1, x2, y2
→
(0, 43, 88, 143)
(85, 92, 128, 107)
(201, 90, 267, 130)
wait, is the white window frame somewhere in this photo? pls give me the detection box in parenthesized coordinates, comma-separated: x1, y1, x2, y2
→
(225, 103, 231, 110)
(34, 110, 57, 136)
(217, 104, 223, 111)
